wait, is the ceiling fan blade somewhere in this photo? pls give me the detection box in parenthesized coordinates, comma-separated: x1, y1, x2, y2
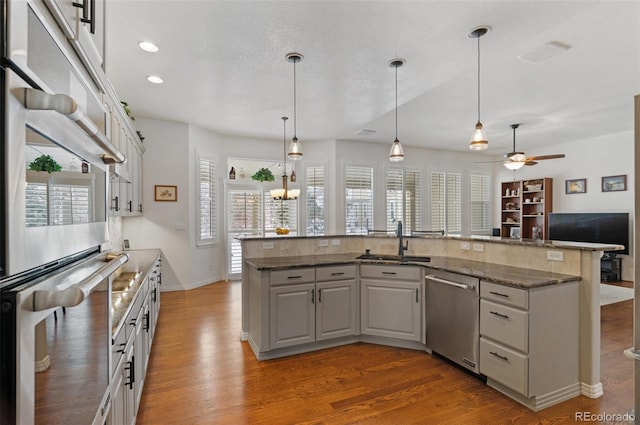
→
(525, 154, 565, 161)
(524, 161, 538, 166)
(474, 159, 507, 164)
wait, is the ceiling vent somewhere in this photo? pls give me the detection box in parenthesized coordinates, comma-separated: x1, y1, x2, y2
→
(518, 41, 570, 63)
(356, 129, 377, 136)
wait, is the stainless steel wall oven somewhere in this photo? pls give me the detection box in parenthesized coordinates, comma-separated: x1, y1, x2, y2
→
(1, 1, 126, 423)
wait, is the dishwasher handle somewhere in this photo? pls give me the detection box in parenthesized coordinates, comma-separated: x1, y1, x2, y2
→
(425, 275, 472, 290)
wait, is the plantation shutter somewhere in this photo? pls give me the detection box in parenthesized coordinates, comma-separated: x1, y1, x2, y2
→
(447, 172, 462, 233)
(264, 193, 298, 236)
(386, 169, 403, 232)
(430, 172, 446, 231)
(227, 189, 262, 274)
(345, 166, 373, 235)
(470, 173, 491, 234)
(197, 157, 217, 245)
(405, 170, 422, 234)
(306, 166, 325, 235)
(386, 169, 422, 234)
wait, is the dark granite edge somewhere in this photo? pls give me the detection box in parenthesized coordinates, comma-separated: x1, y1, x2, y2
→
(244, 253, 581, 289)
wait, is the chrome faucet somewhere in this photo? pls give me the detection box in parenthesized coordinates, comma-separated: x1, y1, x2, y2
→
(397, 220, 408, 256)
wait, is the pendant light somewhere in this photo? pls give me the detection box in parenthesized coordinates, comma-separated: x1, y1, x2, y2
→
(468, 26, 491, 151)
(270, 117, 300, 200)
(503, 123, 526, 170)
(388, 58, 406, 162)
(286, 53, 303, 161)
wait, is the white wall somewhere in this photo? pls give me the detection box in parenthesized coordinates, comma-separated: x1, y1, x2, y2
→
(494, 130, 634, 280)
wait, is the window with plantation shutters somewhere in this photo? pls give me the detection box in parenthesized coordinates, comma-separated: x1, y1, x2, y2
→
(227, 189, 262, 275)
(25, 171, 93, 227)
(306, 165, 325, 235)
(386, 169, 422, 234)
(430, 171, 461, 234)
(197, 156, 217, 246)
(470, 173, 491, 234)
(345, 165, 373, 235)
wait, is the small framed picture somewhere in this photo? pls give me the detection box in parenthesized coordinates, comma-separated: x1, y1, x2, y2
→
(155, 185, 178, 201)
(510, 227, 521, 239)
(602, 175, 626, 192)
(565, 178, 586, 194)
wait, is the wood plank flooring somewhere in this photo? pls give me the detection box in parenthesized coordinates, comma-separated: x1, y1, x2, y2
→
(136, 281, 634, 424)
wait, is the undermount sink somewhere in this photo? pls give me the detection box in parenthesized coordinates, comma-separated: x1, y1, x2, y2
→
(356, 253, 430, 263)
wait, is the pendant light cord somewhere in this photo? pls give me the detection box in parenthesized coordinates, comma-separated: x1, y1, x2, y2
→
(293, 58, 297, 139)
(395, 63, 398, 140)
(477, 36, 481, 123)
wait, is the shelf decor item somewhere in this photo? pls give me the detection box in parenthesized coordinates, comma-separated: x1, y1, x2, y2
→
(251, 167, 275, 183)
(154, 185, 177, 202)
(29, 155, 62, 173)
(565, 178, 586, 194)
(602, 175, 626, 192)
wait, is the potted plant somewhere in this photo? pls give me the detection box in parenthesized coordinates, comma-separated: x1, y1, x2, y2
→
(29, 155, 62, 173)
(251, 168, 275, 182)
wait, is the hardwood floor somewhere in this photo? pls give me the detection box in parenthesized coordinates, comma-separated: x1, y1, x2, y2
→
(137, 281, 634, 424)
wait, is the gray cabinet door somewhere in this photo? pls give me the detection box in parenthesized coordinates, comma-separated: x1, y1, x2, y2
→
(316, 279, 357, 341)
(269, 283, 315, 349)
(361, 279, 421, 341)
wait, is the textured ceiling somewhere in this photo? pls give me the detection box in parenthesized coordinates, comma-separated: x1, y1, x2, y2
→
(105, 1, 640, 156)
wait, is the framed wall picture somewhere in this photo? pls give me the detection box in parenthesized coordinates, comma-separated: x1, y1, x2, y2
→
(601, 175, 627, 192)
(565, 178, 586, 194)
(155, 185, 178, 201)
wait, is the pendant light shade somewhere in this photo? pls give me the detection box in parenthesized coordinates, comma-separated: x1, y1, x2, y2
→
(271, 117, 300, 200)
(468, 26, 491, 151)
(286, 53, 303, 161)
(389, 58, 406, 162)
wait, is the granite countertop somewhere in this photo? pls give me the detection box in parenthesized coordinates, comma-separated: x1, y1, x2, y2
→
(111, 249, 161, 335)
(244, 253, 580, 289)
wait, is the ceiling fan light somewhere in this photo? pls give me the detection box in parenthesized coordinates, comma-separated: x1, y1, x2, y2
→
(504, 161, 525, 170)
(508, 152, 527, 162)
(389, 138, 405, 162)
(469, 122, 488, 150)
(288, 136, 303, 161)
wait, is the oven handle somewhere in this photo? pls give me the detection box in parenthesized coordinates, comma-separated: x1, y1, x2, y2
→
(425, 275, 471, 290)
(21, 88, 126, 164)
(33, 253, 129, 311)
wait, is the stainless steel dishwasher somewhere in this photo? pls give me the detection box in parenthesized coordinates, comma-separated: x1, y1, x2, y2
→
(425, 270, 480, 374)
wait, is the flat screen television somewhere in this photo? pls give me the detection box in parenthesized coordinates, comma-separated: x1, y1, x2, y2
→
(548, 212, 629, 255)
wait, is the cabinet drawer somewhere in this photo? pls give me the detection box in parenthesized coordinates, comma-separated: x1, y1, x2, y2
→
(480, 300, 529, 352)
(316, 265, 356, 282)
(481, 281, 528, 309)
(480, 337, 528, 396)
(270, 268, 315, 286)
(360, 264, 421, 281)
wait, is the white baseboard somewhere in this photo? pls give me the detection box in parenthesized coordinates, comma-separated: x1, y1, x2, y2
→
(580, 382, 604, 398)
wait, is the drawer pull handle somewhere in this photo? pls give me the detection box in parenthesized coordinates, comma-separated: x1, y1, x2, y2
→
(331, 272, 345, 276)
(318, 289, 322, 303)
(490, 311, 510, 320)
(415, 288, 419, 303)
(287, 275, 303, 279)
(381, 271, 397, 275)
(489, 291, 509, 298)
(311, 289, 315, 304)
(490, 351, 509, 362)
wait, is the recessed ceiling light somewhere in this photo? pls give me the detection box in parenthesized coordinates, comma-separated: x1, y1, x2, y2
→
(138, 41, 159, 53)
(146, 75, 163, 84)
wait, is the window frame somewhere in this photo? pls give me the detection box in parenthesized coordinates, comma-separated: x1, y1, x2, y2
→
(196, 152, 218, 247)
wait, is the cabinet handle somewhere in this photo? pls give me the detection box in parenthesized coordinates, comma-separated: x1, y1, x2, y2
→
(113, 195, 119, 212)
(116, 343, 126, 354)
(311, 289, 315, 304)
(415, 288, 419, 303)
(88, 0, 96, 34)
(381, 271, 397, 275)
(130, 317, 137, 327)
(124, 358, 135, 389)
(330, 272, 345, 276)
(152, 287, 157, 302)
(318, 288, 322, 303)
(73, 0, 89, 21)
(128, 200, 133, 213)
(489, 291, 509, 298)
(490, 351, 509, 362)
(144, 311, 150, 331)
(287, 275, 303, 279)
(490, 311, 510, 320)
(138, 203, 143, 213)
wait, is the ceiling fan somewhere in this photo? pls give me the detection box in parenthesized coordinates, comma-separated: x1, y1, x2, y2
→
(478, 124, 565, 170)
